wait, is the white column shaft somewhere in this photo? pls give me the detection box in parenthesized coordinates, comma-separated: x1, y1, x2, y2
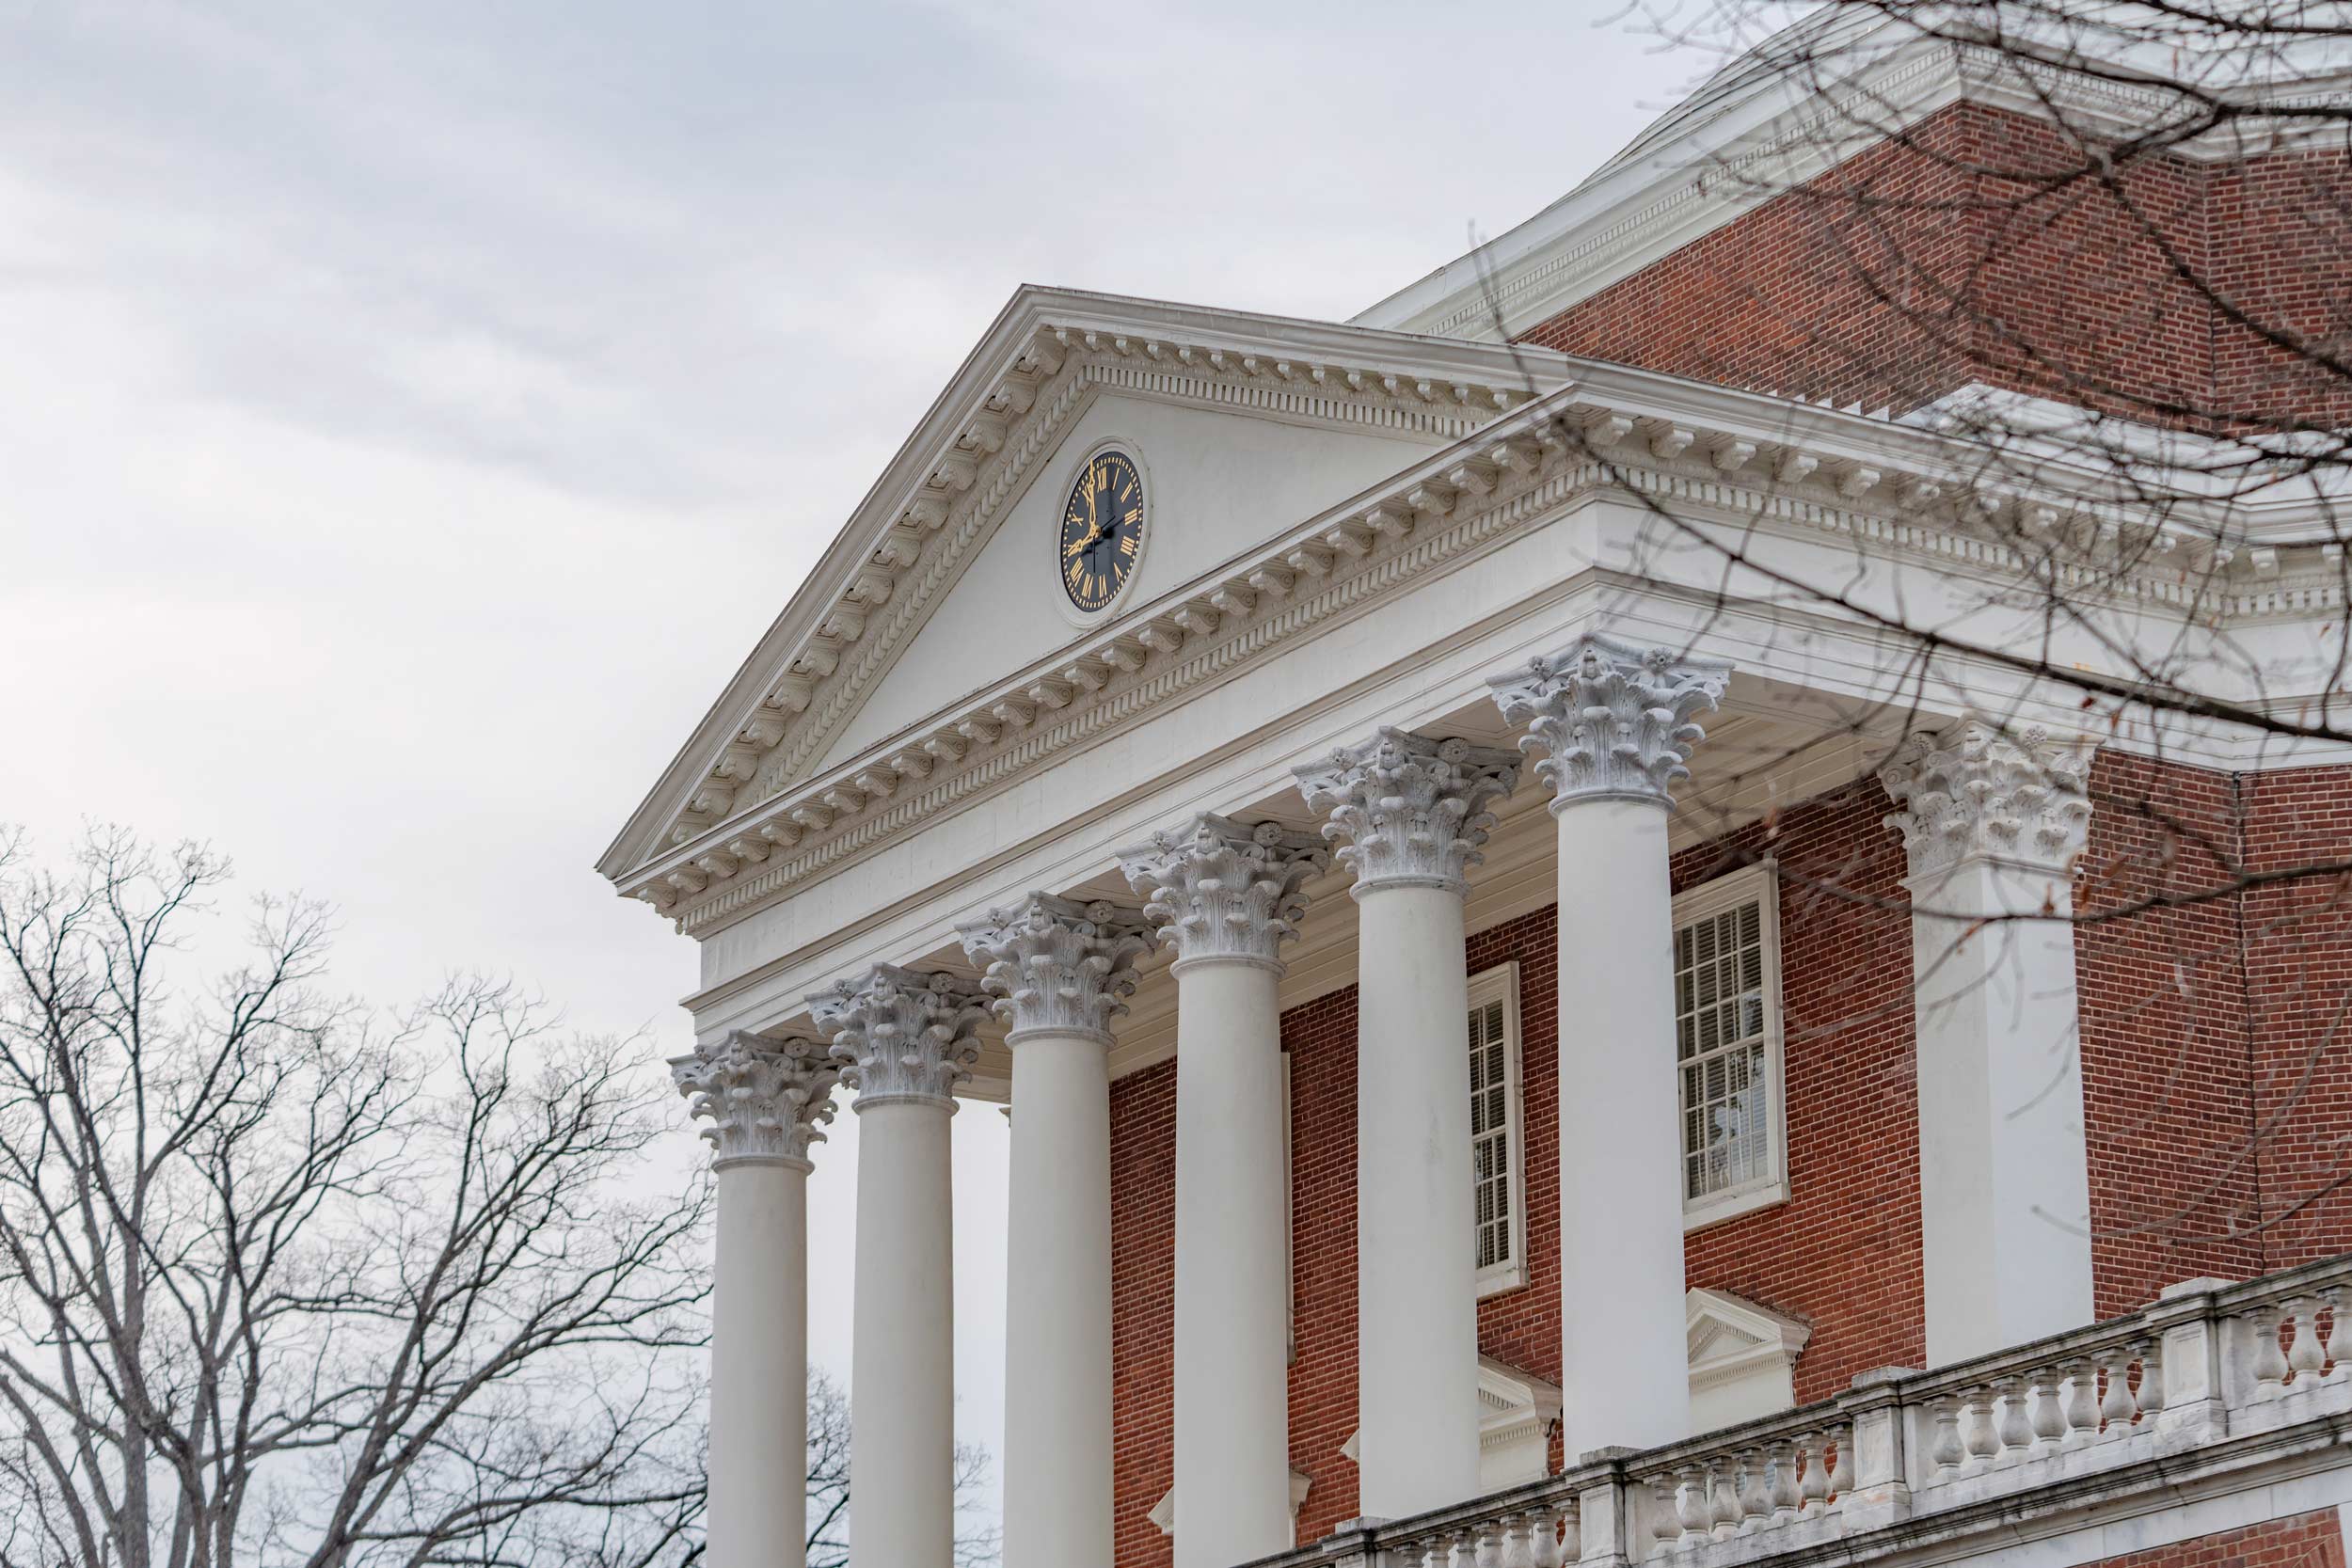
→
(708, 1163, 809, 1568)
(1912, 857, 2094, 1363)
(1003, 1032, 1113, 1568)
(850, 1101, 957, 1565)
(1553, 799, 1692, 1454)
(1173, 958, 1291, 1568)
(1355, 882, 1482, 1518)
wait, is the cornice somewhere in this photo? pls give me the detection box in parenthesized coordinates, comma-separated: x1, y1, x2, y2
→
(620, 369, 2349, 936)
(599, 288, 1565, 891)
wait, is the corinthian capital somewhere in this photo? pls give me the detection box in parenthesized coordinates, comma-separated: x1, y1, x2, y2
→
(1294, 729, 1521, 897)
(806, 965, 990, 1111)
(1487, 633, 1730, 811)
(957, 893, 1156, 1043)
(670, 1031, 839, 1170)
(1880, 721, 2093, 881)
(1115, 813, 1327, 970)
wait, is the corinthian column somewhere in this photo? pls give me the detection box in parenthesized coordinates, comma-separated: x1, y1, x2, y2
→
(807, 966, 988, 1568)
(672, 1032, 839, 1568)
(1295, 729, 1519, 1521)
(958, 895, 1153, 1568)
(1881, 721, 2096, 1363)
(1118, 815, 1326, 1568)
(1490, 633, 1730, 1454)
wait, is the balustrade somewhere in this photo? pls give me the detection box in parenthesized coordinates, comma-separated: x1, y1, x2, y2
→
(1260, 1255, 2352, 1568)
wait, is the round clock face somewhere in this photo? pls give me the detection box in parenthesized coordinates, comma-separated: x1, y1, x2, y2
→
(1057, 450, 1145, 613)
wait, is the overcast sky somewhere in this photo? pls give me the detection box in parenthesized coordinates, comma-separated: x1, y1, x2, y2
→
(0, 0, 1713, 1533)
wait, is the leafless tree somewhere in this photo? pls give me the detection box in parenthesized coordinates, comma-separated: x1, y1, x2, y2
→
(1470, 0, 2352, 1270)
(0, 827, 714, 1568)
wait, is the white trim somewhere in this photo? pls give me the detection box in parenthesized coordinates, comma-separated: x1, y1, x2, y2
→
(1469, 960, 1529, 1297)
(1051, 436, 1154, 630)
(1671, 863, 1788, 1233)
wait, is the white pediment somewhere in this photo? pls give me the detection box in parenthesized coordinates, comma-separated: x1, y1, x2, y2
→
(600, 285, 1566, 927)
(808, 390, 1434, 776)
(1688, 1287, 1810, 1431)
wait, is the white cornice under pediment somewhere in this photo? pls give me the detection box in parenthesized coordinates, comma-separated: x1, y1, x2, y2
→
(596, 287, 1570, 894)
(618, 361, 2340, 936)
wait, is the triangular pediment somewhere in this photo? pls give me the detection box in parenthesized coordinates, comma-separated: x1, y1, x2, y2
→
(600, 285, 1571, 922)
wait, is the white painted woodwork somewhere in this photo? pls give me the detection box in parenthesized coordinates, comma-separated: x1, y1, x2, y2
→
(1171, 957, 1293, 1566)
(1295, 728, 1519, 1519)
(850, 1099, 958, 1565)
(1002, 1033, 1114, 1568)
(1883, 724, 2097, 1365)
(1553, 798, 1698, 1452)
(708, 1162, 809, 1568)
(959, 894, 1151, 1568)
(671, 1035, 837, 1568)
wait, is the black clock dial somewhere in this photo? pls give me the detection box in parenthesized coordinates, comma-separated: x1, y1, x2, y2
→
(1057, 450, 1144, 612)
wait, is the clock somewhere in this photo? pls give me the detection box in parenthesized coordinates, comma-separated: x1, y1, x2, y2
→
(1057, 450, 1145, 613)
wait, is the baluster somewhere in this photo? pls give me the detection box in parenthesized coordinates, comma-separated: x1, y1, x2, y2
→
(1558, 1499, 1581, 1566)
(1733, 1449, 1767, 1532)
(1993, 1375, 2033, 1463)
(1710, 1458, 1740, 1538)
(1480, 1520, 1505, 1567)
(1930, 1398, 1965, 1475)
(1963, 1394, 2000, 1470)
(1518, 1507, 1555, 1568)
(2289, 1296, 2328, 1388)
(1827, 1423, 1856, 1500)
(2251, 1303, 2292, 1399)
(2325, 1289, 2352, 1380)
(2028, 1367, 2067, 1454)
(2137, 1337, 2165, 1416)
(1770, 1439, 1802, 1524)
(2098, 1347, 2137, 1436)
(2061, 1357, 2100, 1446)
(1674, 1464, 1709, 1547)
(1798, 1433, 1830, 1515)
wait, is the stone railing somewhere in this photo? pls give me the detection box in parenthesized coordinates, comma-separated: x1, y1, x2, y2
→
(1254, 1255, 2352, 1568)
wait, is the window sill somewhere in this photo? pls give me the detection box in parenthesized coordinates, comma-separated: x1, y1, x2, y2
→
(1681, 1179, 1788, 1235)
(1477, 1261, 1528, 1299)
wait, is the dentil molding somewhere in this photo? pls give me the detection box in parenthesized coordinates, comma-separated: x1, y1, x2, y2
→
(1488, 633, 1732, 810)
(805, 964, 990, 1111)
(1294, 728, 1522, 897)
(1117, 813, 1328, 970)
(1879, 721, 2095, 880)
(956, 892, 1155, 1044)
(670, 1030, 839, 1170)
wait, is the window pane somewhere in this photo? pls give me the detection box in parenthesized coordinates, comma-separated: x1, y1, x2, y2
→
(1672, 895, 1773, 1201)
(1468, 981, 1517, 1276)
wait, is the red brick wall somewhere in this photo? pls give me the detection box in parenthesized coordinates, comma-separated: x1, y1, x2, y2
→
(2243, 766, 2352, 1267)
(1109, 1057, 1175, 1568)
(1518, 101, 2352, 430)
(2077, 752, 2267, 1311)
(2079, 1510, 2345, 1568)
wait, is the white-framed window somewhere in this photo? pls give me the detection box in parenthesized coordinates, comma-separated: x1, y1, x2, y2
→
(1468, 961, 1528, 1296)
(1672, 863, 1788, 1231)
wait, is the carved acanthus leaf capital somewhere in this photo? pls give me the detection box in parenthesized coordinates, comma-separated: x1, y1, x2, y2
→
(670, 1031, 839, 1169)
(1879, 721, 2094, 880)
(957, 893, 1156, 1042)
(806, 965, 990, 1111)
(1294, 728, 1521, 896)
(1115, 813, 1327, 969)
(1486, 633, 1730, 810)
